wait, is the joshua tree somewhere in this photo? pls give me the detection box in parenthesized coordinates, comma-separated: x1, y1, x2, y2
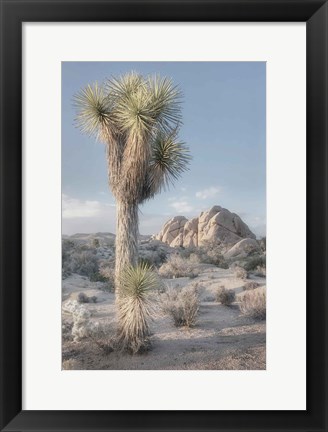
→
(74, 72, 190, 293)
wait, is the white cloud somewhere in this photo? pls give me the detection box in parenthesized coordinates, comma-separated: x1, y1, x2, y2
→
(62, 194, 171, 236)
(62, 194, 117, 235)
(195, 186, 221, 200)
(169, 200, 193, 214)
(62, 194, 106, 219)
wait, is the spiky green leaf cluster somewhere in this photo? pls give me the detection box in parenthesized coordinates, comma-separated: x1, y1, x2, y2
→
(119, 262, 159, 300)
(74, 72, 191, 204)
(73, 83, 111, 139)
(149, 131, 191, 193)
(117, 263, 160, 353)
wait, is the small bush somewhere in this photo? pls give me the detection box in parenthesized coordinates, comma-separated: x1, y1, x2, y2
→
(161, 285, 200, 327)
(63, 300, 93, 341)
(181, 241, 229, 269)
(243, 281, 260, 291)
(243, 254, 266, 272)
(62, 320, 73, 341)
(98, 263, 115, 292)
(77, 292, 98, 303)
(239, 288, 266, 320)
(159, 254, 199, 278)
(234, 266, 248, 280)
(215, 286, 236, 306)
(255, 265, 266, 277)
(77, 292, 89, 303)
(89, 321, 116, 355)
(117, 263, 159, 354)
(139, 241, 168, 267)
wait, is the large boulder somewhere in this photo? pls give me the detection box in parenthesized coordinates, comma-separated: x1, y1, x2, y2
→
(224, 238, 261, 259)
(155, 216, 188, 244)
(199, 207, 255, 245)
(155, 206, 256, 248)
(183, 217, 199, 248)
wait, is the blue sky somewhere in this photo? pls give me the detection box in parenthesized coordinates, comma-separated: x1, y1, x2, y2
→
(62, 62, 266, 237)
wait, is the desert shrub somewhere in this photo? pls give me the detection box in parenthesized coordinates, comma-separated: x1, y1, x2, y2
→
(117, 263, 159, 354)
(199, 240, 229, 268)
(243, 281, 260, 291)
(161, 285, 200, 327)
(234, 266, 248, 280)
(77, 292, 89, 303)
(89, 321, 116, 355)
(98, 263, 115, 292)
(89, 271, 108, 283)
(69, 249, 99, 278)
(63, 300, 93, 341)
(62, 359, 79, 370)
(239, 288, 266, 319)
(77, 292, 98, 303)
(215, 286, 236, 305)
(62, 239, 77, 278)
(139, 241, 168, 267)
(181, 241, 229, 269)
(243, 254, 266, 272)
(62, 240, 108, 281)
(159, 253, 200, 278)
(255, 265, 266, 277)
(62, 320, 73, 341)
(259, 236, 266, 252)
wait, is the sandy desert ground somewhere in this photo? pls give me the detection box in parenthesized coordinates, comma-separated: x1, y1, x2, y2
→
(62, 264, 266, 370)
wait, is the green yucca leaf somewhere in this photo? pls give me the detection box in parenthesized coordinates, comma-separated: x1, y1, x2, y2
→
(147, 75, 183, 131)
(120, 262, 159, 299)
(117, 263, 160, 353)
(73, 82, 112, 139)
(148, 130, 191, 193)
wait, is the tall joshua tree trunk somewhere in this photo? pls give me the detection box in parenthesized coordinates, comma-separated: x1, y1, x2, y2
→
(115, 200, 139, 294)
(74, 73, 190, 297)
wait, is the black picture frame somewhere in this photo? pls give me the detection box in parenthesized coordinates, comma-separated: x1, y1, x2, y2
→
(0, 0, 327, 431)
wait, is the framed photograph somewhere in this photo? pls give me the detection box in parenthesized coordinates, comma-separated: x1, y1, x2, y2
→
(0, 0, 327, 431)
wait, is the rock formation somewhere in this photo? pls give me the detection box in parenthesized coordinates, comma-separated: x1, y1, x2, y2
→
(224, 238, 260, 259)
(155, 206, 256, 248)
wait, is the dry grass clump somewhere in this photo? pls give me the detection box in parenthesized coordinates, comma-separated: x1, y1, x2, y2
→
(181, 241, 229, 269)
(89, 321, 116, 355)
(98, 263, 115, 292)
(159, 253, 200, 278)
(239, 288, 266, 320)
(161, 285, 200, 327)
(117, 263, 159, 354)
(234, 266, 248, 280)
(215, 286, 236, 306)
(243, 281, 260, 291)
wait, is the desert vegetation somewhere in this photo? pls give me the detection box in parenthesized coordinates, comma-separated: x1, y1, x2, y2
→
(73, 72, 192, 353)
(62, 71, 266, 369)
(62, 231, 266, 369)
(215, 286, 236, 306)
(159, 253, 200, 278)
(161, 285, 200, 327)
(239, 288, 266, 320)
